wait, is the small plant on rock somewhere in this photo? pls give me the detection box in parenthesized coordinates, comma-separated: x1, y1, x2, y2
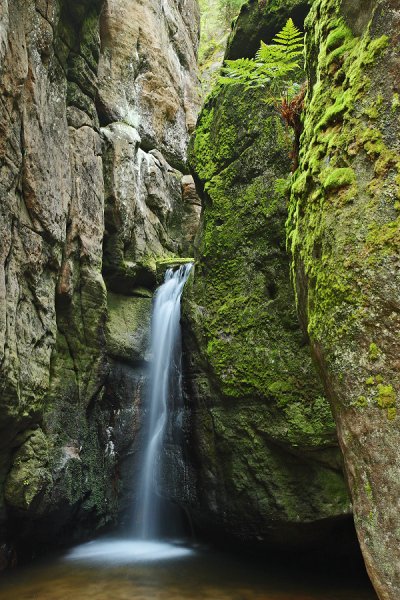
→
(220, 18, 306, 138)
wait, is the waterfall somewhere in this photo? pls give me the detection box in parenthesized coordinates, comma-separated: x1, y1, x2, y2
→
(134, 263, 193, 540)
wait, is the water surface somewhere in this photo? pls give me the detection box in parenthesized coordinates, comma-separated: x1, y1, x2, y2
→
(0, 537, 378, 600)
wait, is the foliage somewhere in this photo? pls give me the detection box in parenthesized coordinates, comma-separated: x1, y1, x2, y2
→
(218, 0, 243, 28)
(198, 0, 246, 95)
(220, 18, 305, 106)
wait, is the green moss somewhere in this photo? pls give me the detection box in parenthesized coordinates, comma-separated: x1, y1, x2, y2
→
(365, 480, 373, 500)
(106, 292, 152, 364)
(368, 342, 381, 361)
(366, 217, 400, 255)
(392, 93, 400, 112)
(376, 384, 396, 409)
(325, 24, 352, 51)
(321, 167, 356, 191)
(274, 176, 292, 198)
(284, 0, 398, 582)
(287, 0, 397, 349)
(156, 257, 195, 281)
(187, 69, 346, 501)
(5, 429, 51, 511)
(156, 257, 194, 266)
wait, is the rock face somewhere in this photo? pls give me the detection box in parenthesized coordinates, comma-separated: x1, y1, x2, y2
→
(181, 4, 351, 544)
(0, 0, 200, 561)
(287, 0, 400, 597)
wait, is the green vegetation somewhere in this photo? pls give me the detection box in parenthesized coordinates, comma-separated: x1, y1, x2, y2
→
(187, 80, 339, 450)
(184, 33, 349, 527)
(287, 3, 394, 349)
(220, 19, 305, 106)
(198, 0, 245, 93)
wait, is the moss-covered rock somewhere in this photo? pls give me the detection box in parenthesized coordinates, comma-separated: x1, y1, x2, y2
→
(181, 74, 350, 547)
(5, 429, 51, 512)
(106, 292, 152, 364)
(287, 0, 400, 596)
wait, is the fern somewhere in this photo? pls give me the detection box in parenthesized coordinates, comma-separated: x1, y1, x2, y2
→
(272, 18, 304, 52)
(220, 18, 305, 104)
(220, 58, 273, 88)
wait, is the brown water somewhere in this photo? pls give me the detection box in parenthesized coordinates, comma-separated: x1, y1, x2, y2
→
(0, 538, 378, 600)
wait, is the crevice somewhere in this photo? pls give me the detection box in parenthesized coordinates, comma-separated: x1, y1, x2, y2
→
(67, 118, 99, 133)
(0, 218, 16, 372)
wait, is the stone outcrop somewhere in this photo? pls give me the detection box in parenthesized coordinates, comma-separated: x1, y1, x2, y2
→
(179, 0, 352, 546)
(287, 0, 400, 597)
(0, 0, 200, 561)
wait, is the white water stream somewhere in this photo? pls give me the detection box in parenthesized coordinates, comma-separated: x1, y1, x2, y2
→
(66, 265, 193, 564)
(134, 263, 193, 540)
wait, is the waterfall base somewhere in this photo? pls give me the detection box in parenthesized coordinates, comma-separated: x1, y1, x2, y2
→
(65, 538, 193, 564)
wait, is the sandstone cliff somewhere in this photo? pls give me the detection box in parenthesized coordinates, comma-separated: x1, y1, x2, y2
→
(0, 0, 200, 563)
(0, 0, 398, 596)
(288, 0, 400, 597)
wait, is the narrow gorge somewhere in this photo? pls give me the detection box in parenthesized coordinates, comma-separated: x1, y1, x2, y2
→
(0, 0, 398, 599)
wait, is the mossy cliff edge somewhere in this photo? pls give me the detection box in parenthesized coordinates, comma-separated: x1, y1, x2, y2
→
(288, 0, 400, 597)
(181, 0, 352, 549)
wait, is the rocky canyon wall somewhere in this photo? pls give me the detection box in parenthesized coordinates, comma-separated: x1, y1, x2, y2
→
(179, 0, 354, 553)
(287, 0, 400, 598)
(0, 0, 200, 563)
(182, 0, 400, 596)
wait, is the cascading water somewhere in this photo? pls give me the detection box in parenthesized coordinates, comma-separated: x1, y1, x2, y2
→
(134, 263, 193, 540)
(56, 264, 195, 565)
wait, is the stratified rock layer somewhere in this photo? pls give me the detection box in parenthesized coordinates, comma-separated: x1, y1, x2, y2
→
(182, 75, 351, 547)
(287, 0, 400, 597)
(0, 0, 200, 560)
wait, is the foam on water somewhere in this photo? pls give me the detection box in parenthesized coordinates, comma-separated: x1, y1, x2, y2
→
(64, 539, 194, 565)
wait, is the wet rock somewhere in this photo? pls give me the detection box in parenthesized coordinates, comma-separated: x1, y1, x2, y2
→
(106, 292, 152, 365)
(0, 0, 200, 557)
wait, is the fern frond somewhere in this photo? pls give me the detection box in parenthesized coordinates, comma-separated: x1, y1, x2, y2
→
(256, 41, 283, 62)
(273, 18, 303, 49)
(219, 18, 305, 105)
(220, 59, 272, 88)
